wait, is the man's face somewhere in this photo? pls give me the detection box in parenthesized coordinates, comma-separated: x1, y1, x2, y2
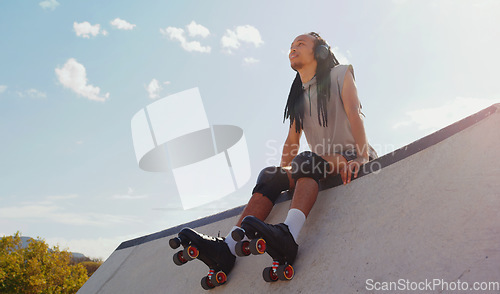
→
(289, 34, 317, 71)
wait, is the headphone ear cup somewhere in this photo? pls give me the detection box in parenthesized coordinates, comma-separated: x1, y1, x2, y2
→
(315, 45, 330, 60)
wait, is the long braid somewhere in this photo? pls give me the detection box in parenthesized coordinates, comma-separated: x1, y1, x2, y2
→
(310, 32, 338, 127)
(283, 73, 304, 133)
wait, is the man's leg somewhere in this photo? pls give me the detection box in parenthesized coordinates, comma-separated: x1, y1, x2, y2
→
(289, 177, 318, 218)
(229, 170, 318, 266)
(235, 193, 272, 226)
(168, 167, 297, 286)
(284, 177, 318, 241)
(225, 166, 294, 254)
(230, 151, 324, 243)
(236, 169, 295, 226)
(282, 151, 327, 241)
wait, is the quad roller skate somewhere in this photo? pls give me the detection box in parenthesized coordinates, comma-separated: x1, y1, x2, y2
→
(169, 228, 235, 290)
(232, 215, 298, 282)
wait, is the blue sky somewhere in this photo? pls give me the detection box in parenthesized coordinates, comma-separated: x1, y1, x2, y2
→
(1, 0, 499, 259)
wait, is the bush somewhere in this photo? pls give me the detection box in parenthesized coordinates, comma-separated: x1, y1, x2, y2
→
(0, 232, 88, 294)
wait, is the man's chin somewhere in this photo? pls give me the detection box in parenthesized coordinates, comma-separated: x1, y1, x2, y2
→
(290, 62, 302, 71)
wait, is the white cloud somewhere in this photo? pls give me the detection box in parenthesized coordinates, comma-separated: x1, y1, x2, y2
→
(46, 194, 79, 201)
(0, 194, 148, 259)
(73, 21, 106, 38)
(15, 89, 47, 99)
(392, 120, 412, 129)
(0, 85, 7, 94)
(331, 46, 350, 64)
(221, 30, 239, 51)
(55, 58, 110, 102)
(393, 97, 499, 131)
(110, 18, 136, 30)
(183, 40, 211, 53)
(186, 21, 210, 38)
(46, 232, 148, 260)
(146, 78, 161, 99)
(161, 26, 183, 42)
(243, 57, 259, 65)
(26, 89, 47, 98)
(0, 204, 140, 226)
(39, 0, 59, 10)
(234, 25, 263, 46)
(0, 194, 140, 230)
(0, 205, 59, 219)
(113, 194, 148, 200)
(221, 25, 263, 53)
(160, 25, 211, 53)
(112, 187, 148, 200)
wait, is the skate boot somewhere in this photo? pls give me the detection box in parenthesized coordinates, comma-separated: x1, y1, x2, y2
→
(232, 215, 298, 282)
(169, 227, 236, 290)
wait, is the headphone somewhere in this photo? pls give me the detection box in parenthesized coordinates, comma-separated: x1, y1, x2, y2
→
(315, 44, 330, 60)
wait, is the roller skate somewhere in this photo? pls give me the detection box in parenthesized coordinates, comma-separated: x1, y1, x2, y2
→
(169, 227, 235, 290)
(231, 215, 298, 282)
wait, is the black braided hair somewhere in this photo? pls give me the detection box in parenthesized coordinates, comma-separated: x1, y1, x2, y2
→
(283, 32, 340, 133)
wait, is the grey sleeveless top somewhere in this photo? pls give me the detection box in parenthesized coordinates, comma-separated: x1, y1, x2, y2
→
(301, 64, 377, 159)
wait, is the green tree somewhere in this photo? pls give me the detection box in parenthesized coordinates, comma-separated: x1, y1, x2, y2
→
(0, 232, 88, 294)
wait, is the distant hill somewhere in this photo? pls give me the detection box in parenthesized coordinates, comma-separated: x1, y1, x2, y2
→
(20, 236, 86, 259)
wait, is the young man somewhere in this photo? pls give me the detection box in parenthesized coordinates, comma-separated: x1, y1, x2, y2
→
(172, 32, 377, 287)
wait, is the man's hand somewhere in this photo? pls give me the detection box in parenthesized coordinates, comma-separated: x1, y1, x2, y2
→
(322, 154, 348, 184)
(343, 156, 369, 184)
(321, 154, 369, 185)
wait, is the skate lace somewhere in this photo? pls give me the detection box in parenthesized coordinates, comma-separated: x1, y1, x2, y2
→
(199, 232, 223, 242)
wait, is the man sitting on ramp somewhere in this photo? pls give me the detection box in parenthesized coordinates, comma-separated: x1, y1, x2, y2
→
(170, 31, 378, 289)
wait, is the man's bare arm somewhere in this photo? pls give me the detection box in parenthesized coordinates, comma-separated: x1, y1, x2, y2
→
(280, 120, 302, 167)
(341, 68, 370, 181)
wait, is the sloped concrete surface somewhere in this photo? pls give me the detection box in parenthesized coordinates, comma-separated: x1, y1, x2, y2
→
(79, 104, 500, 294)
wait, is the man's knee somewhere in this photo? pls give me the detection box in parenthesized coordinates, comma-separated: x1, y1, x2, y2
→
(291, 151, 329, 184)
(252, 166, 290, 204)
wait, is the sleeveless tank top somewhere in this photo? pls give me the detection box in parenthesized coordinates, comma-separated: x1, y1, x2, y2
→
(301, 64, 377, 159)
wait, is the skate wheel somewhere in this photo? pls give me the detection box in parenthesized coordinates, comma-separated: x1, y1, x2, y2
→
(210, 270, 227, 286)
(262, 267, 279, 282)
(235, 241, 251, 257)
(277, 264, 294, 281)
(183, 245, 199, 260)
(249, 238, 266, 255)
(169, 237, 181, 249)
(201, 276, 215, 290)
(231, 228, 245, 241)
(172, 251, 188, 266)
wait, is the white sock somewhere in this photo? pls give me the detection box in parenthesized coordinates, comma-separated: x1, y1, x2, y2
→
(284, 209, 306, 241)
(224, 226, 240, 256)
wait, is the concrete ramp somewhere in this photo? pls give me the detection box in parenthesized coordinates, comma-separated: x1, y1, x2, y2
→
(78, 104, 500, 294)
